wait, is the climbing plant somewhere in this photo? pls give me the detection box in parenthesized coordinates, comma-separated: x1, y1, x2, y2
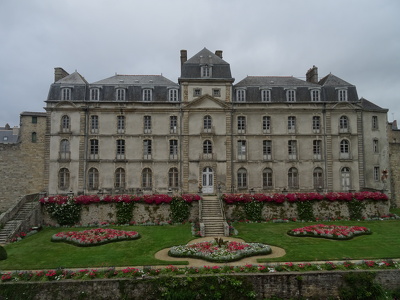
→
(296, 201, 315, 221)
(244, 201, 264, 222)
(347, 200, 365, 220)
(116, 202, 135, 224)
(44, 198, 82, 226)
(170, 197, 190, 223)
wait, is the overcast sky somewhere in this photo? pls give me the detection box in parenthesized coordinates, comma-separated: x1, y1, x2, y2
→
(1, 0, 399, 127)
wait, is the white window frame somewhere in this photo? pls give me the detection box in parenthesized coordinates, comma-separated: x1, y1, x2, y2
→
(310, 89, 320, 102)
(61, 88, 71, 101)
(88, 168, 99, 190)
(288, 167, 299, 189)
(90, 115, 99, 134)
(115, 167, 126, 188)
(169, 139, 178, 160)
(286, 89, 296, 102)
(236, 89, 246, 102)
(168, 168, 179, 188)
(312, 116, 320, 133)
(339, 116, 349, 133)
(261, 89, 271, 102)
(340, 139, 350, 159)
(288, 140, 297, 160)
(263, 140, 272, 160)
(143, 89, 152, 102)
(90, 139, 99, 159)
(58, 168, 70, 190)
(144, 116, 152, 134)
(116, 139, 125, 160)
(61, 115, 70, 132)
(237, 140, 247, 160)
(116, 88, 126, 101)
(143, 139, 152, 160)
(313, 140, 322, 160)
(237, 116, 246, 134)
(90, 88, 100, 101)
(201, 65, 212, 78)
(262, 168, 273, 189)
(170, 116, 177, 134)
(142, 168, 152, 188)
(117, 116, 125, 133)
(60, 139, 70, 160)
(212, 89, 221, 97)
(237, 168, 247, 189)
(262, 116, 271, 133)
(168, 89, 178, 102)
(313, 167, 324, 190)
(288, 116, 296, 133)
(203, 115, 212, 132)
(338, 89, 348, 102)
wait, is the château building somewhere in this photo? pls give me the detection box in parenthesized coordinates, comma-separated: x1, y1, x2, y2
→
(44, 48, 389, 196)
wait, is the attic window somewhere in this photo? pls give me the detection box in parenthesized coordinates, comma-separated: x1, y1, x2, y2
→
(116, 88, 126, 101)
(3, 136, 8, 141)
(338, 89, 348, 102)
(61, 88, 71, 100)
(201, 65, 212, 78)
(90, 88, 100, 101)
(143, 89, 152, 101)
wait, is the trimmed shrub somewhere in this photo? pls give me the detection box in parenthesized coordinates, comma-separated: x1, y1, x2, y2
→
(0, 245, 7, 260)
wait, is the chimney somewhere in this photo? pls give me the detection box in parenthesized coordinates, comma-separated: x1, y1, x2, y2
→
(180, 50, 187, 67)
(54, 67, 69, 83)
(215, 50, 223, 58)
(306, 65, 318, 83)
(5, 123, 10, 130)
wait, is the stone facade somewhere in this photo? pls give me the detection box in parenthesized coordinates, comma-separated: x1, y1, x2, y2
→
(387, 121, 400, 207)
(0, 113, 47, 212)
(39, 48, 390, 199)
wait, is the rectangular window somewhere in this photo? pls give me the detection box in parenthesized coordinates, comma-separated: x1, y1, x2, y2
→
(262, 116, 271, 133)
(32, 116, 37, 124)
(61, 88, 71, 100)
(288, 140, 297, 160)
(237, 116, 246, 133)
(286, 90, 296, 102)
(373, 139, 379, 153)
(374, 166, 380, 181)
(201, 65, 211, 77)
(194, 88, 202, 97)
(236, 89, 246, 102)
(313, 140, 322, 160)
(144, 116, 151, 134)
(263, 140, 272, 160)
(372, 116, 378, 129)
(288, 116, 296, 133)
(261, 89, 271, 102)
(263, 169, 273, 189)
(116, 139, 125, 159)
(143, 89, 152, 101)
(169, 139, 178, 159)
(311, 89, 320, 102)
(90, 88, 99, 101)
(117, 116, 125, 133)
(338, 89, 348, 101)
(91, 115, 99, 133)
(237, 140, 247, 160)
(90, 139, 99, 159)
(213, 89, 221, 97)
(312, 116, 320, 133)
(144, 140, 152, 159)
(170, 116, 177, 133)
(169, 89, 178, 102)
(116, 89, 125, 101)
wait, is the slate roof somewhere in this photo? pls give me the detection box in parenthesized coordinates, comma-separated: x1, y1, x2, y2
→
(185, 48, 229, 65)
(55, 71, 88, 85)
(235, 76, 320, 87)
(92, 75, 178, 86)
(319, 73, 353, 87)
(359, 97, 388, 112)
(0, 129, 18, 144)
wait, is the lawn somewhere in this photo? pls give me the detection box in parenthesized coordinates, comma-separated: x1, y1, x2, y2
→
(1, 220, 399, 270)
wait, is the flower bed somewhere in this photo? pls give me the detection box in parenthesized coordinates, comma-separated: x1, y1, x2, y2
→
(168, 239, 272, 262)
(222, 191, 388, 204)
(287, 224, 371, 240)
(51, 228, 140, 247)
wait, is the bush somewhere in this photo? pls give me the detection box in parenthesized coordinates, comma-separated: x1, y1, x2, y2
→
(0, 245, 7, 260)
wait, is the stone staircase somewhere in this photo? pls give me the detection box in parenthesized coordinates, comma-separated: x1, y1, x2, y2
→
(200, 195, 226, 237)
(0, 202, 38, 244)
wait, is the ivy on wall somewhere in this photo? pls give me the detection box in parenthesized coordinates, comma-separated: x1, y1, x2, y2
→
(170, 198, 190, 223)
(244, 201, 264, 222)
(44, 198, 81, 226)
(116, 202, 135, 224)
(347, 200, 366, 220)
(296, 201, 315, 221)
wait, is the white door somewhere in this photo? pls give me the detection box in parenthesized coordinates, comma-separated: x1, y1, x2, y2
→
(341, 167, 351, 191)
(202, 167, 214, 194)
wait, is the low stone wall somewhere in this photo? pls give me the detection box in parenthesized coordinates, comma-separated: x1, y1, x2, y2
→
(1, 270, 399, 299)
(224, 200, 389, 221)
(42, 201, 200, 226)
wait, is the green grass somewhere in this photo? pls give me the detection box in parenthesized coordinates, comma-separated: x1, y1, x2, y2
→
(0, 224, 193, 270)
(235, 220, 400, 262)
(1, 220, 399, 270)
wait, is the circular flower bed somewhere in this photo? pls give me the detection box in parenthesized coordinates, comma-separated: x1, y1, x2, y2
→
(51, 228, 140, 247)
(288, 224, 371, 240)
(168, 239, 272, 262)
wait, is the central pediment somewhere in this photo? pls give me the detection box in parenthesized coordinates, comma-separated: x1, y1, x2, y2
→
(183, 94, 230, 110)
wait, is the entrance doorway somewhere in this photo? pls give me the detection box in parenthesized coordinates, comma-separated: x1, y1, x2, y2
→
(202, 167, 214, 194)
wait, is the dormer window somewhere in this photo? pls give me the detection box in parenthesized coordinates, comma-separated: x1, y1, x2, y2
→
(286, 89, 296, 102)
(337, 89, 348, 101)
(201, 65, 211, 78)
(236, 89, 246, 102)
(168, 89, 178, 102)
(310, 89, 320, 102)
(90, 88, 100, 101)
(61, 88, 71, 100)
(261, 89, 271, 102)
(116, 88, 126, 101)
(143, 89, 152, 101)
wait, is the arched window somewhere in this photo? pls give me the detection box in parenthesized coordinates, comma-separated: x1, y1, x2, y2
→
(313, 167, 324, 190)
(203, 140, 212, 154)
(88, 168, 99, 190)
(114, 168, 125, 188)
(142, 168, 152, 188)
(340, 139, 350, 159)
(237, 168, 247, 189)
(168, 168, 179, 188)
(31, 132, 37, 143)
(288, 167, 298, 189)
(61, 115, 70, 132)
(203, 115, 212, 132)
(339, 116, 349, 133)
(262, 168, 273, 189)
(341, 167, 351, 191)
(60, 139, 70, 159)
(58, 168, 70, 190)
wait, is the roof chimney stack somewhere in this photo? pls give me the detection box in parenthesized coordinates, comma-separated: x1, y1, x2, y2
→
(215, 50, 223, 58)
(306, 65, 318, 83)
(54, 67, 69, 83)
(180, 50, 187, 67)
